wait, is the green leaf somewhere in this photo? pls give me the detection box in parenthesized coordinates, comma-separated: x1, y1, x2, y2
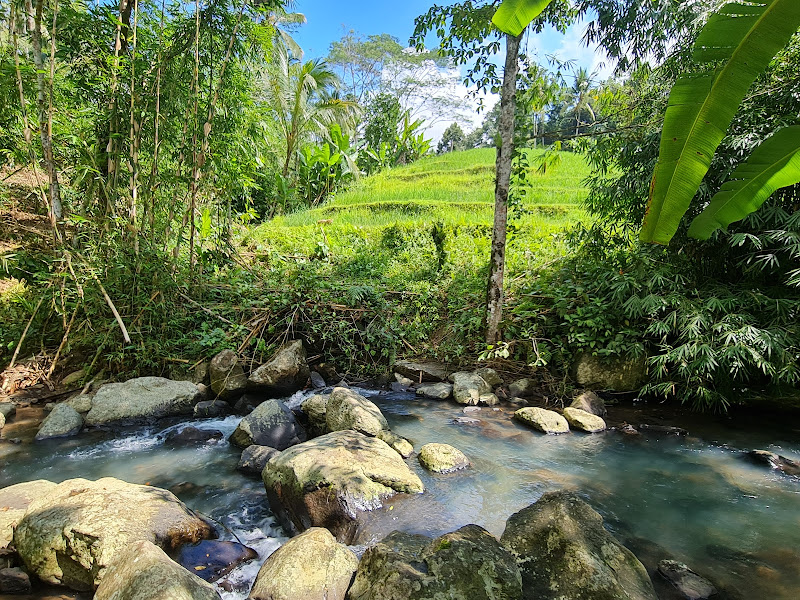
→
(492, 0, 555, 36)
(641, 0, 800, 245)
(688, 126, 800, 240)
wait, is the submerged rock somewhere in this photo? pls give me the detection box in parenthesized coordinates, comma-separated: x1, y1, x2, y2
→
(325, 387, 388, 437)
(451, 372, 491, 406)
(209, 349, 248, 401)
(657, 560, 718, 600)
(514, 407, 569, 434)
(563, 406, 607, 433)
(639, 424, 688, 436)
(164, 426, 223, 446)
(571, 391, 607, 417)
(249, 527, 357, 600)
(262, 430, 423, 544)
(746, 450, 800, 476)
(94, 540, 220, 600)
(500, 491, 657, 600)
(0, 480, 58, 549)
(175, 540, 257, 582)
(348, 525, 521, 600)
(229, 398, 306, 450)
(13, 477, 213, 590)
(416, 382, 453, 400)
(237, 445, 280, 475)
(393, 360, 449, 382)
(418, 443, 470, 473)
(35, 404, 84, 440)
(248, 340, 310, 395)
(85, 377, 204, 426)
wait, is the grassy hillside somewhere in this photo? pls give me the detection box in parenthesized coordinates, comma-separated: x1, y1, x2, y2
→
(241, 147, 592, 368)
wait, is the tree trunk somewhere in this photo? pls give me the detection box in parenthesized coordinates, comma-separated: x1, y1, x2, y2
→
(485, 32, 522, 346)
(33, 0, 62, 223)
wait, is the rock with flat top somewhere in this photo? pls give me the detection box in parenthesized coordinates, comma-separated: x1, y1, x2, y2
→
(86, 377, 204, 426)
(416, 383, 453, 399)
(262, 430, 423, 544)
(564, 407, 606, 432)
(393, 360, 448, 382)
(249, 527, 358, 600)
(248, 340, 310, 395)
(514, 407, 569, 434)
(13, 477, 213, 591)
(325, 387, 388, 437)
(94, 540, 220, 600)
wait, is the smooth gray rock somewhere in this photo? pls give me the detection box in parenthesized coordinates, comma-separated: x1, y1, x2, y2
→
(416, 382, 453, 399)
(262, 430, 423, 544)
(175, 540, 257, 583)
(0, 567, 31, 594)
(94, 540, 220, 600)
(65, 394, 93, 414)
(658, 560, 718, 600)
(501, 491, 657, 600)
(85, 377, 204, 426)
(0, 403, 16, 420)
(209, 349, 248, 400)
(194, 399, 231, 418)
(248, 340, 310, 395)
(310, 371, 327, 389)
(164, 426, 223, 446)
(35, 404, 83, 440)
(348, 525, 521, 600)
(376, 430, 414, 458)
(451, 372, 491, 406)
(393, 360, 449, 382)
(229, 399, 306, 450)
(325, 387, 388, 437)
(301, 393, 330, 437)
(249, 527, 357, 600)
(571, 391, 607, 417)
(237, 445, 280, 475)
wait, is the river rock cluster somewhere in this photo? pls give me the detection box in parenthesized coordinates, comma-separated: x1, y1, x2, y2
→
(0, 344, 730, 598)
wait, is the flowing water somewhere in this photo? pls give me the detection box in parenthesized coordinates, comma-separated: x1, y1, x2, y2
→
(1, 389, 799, 599)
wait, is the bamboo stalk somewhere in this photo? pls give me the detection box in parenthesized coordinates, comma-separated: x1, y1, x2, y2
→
(96, 280, 132, 344)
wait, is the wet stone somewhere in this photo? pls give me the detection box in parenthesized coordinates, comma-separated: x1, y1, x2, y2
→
(0, 567, 31, 594)
(164, 426, 224, 446)
(175, 540, 258, 582)
(657, 560, 718, 600)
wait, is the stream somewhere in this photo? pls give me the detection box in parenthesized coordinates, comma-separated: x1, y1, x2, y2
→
(2, 389, 799, 599)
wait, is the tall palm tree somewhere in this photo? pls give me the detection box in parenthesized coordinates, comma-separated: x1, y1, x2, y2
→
(263, 45, 359, 177)
(569, 67, 596, 137)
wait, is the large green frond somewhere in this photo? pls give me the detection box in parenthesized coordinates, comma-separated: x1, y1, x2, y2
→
(688, 126, 800, 240)
(641, 0, 800, 244)
(492, 0, 555, 36)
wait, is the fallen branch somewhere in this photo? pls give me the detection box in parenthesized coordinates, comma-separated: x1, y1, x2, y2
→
(9, 296, 45, 369)
(96, 280, 131, 344)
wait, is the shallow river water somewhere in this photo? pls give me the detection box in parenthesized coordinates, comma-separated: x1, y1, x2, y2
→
(1, 389, 799, 599)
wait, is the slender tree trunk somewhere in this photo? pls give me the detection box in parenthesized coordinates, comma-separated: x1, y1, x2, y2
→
(128, 0, 140, 254)
(188, 0, 201, 268)
(33, 0, 62, 223)
(146, 0, 166, 239)
(485, 32, 522, 346)
(105, 0, 131, 217)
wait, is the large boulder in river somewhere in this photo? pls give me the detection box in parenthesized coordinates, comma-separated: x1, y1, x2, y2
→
(325, 387, 388, 436)
(301, 393, 330, 437)
(570, 391, 607, 417)
(393, 360, 449, 382)
(13, 477, 213, 591)
(418, 443, 469, 473)
(35, 404, 83, 440)
(451, 372, 491, 406)
(514, 407, 569, 434)
(416, 383, 453, 400)
(564, 407, 607, 433)
(229, 399, 306, 450)
(348, 525, 522, 600)
(248, 340, 310, 395)
(94, 540, 220, 600)
(0, 480, 58, 549)
(573, 352, 646, 392)
(262, 430, 423, 544)
(209, 349, 248, 401)
(249, 527, 358, 600)
(500, 491, 657, 600)
(85, 377, 204, 426)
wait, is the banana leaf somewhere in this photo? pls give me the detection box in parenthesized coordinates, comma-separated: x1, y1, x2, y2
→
(492, 0, 555, 36)
(641, 0, 800, 244)
(688, 126, 800, 239)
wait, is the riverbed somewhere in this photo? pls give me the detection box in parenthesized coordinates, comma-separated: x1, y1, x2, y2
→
(1, 389, 799, 599)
